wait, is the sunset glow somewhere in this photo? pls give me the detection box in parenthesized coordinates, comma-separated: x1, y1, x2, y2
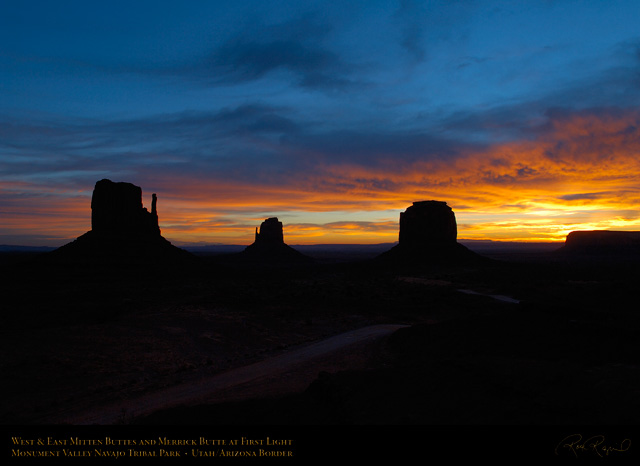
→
(2, 1, 639, 246)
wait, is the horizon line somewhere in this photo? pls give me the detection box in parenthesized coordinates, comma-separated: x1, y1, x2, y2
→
(1, 237, 570, 250)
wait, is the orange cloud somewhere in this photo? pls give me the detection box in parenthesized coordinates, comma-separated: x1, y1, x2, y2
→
(148, 110, 640, 244)
(0, 182, 91, 243)
(3, 110, 639, 246)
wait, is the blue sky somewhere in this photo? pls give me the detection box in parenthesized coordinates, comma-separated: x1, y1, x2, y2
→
(2, 0, 640, 245)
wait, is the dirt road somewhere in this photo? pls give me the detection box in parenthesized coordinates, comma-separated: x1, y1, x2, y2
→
(41, 324, 408, 425)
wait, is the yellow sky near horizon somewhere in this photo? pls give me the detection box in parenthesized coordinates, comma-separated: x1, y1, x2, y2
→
(2, 111, 639, 246)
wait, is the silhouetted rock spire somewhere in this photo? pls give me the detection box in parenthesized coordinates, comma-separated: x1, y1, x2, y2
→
(46, 179, 195, 265)
(239, 217, 311, 264)
(254, 217, 284, 245)
(91, 179, 160, 236)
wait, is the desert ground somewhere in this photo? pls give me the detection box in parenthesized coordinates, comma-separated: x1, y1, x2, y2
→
(1, 244, 639, 429)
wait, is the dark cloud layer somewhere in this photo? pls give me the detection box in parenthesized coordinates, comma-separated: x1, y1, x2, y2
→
(3, 88, 640, 193)
(2, 1, 640, 244)
(202, 14, 361, 91)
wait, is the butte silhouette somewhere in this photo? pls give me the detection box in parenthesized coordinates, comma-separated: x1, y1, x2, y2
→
(236, 217, 312, 264)
(46, 179, 195, 265)
(556, 230, 640, 258)
(377, 200, 484, 266)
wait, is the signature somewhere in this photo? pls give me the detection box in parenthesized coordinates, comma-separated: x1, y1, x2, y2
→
(555, 434, 631, 457)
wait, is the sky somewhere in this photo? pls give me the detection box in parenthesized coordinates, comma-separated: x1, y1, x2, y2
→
(1, 0, 640, 246)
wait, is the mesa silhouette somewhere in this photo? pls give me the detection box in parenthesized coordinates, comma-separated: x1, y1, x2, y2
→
(557, 230, 640, 257)
(42, 180, 640, 269)
(46, 179, 195, 265)
(376, 200, 485, 266)
(234, 217, 313, 264)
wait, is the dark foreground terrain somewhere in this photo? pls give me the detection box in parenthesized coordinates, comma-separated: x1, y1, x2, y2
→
(1, 244, 639, 429)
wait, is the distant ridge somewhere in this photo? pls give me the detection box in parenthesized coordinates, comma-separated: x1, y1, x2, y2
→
(0, 245, 56, 253)
(180, 241, 558, 255)
(2, 241, 559, 257)
(557, 230, 640, 257)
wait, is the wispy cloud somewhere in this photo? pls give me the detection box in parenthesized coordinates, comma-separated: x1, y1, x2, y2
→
(164, 13, 366, 92)
(3, 104, 640, 244)
(3, 1, 640, 246)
